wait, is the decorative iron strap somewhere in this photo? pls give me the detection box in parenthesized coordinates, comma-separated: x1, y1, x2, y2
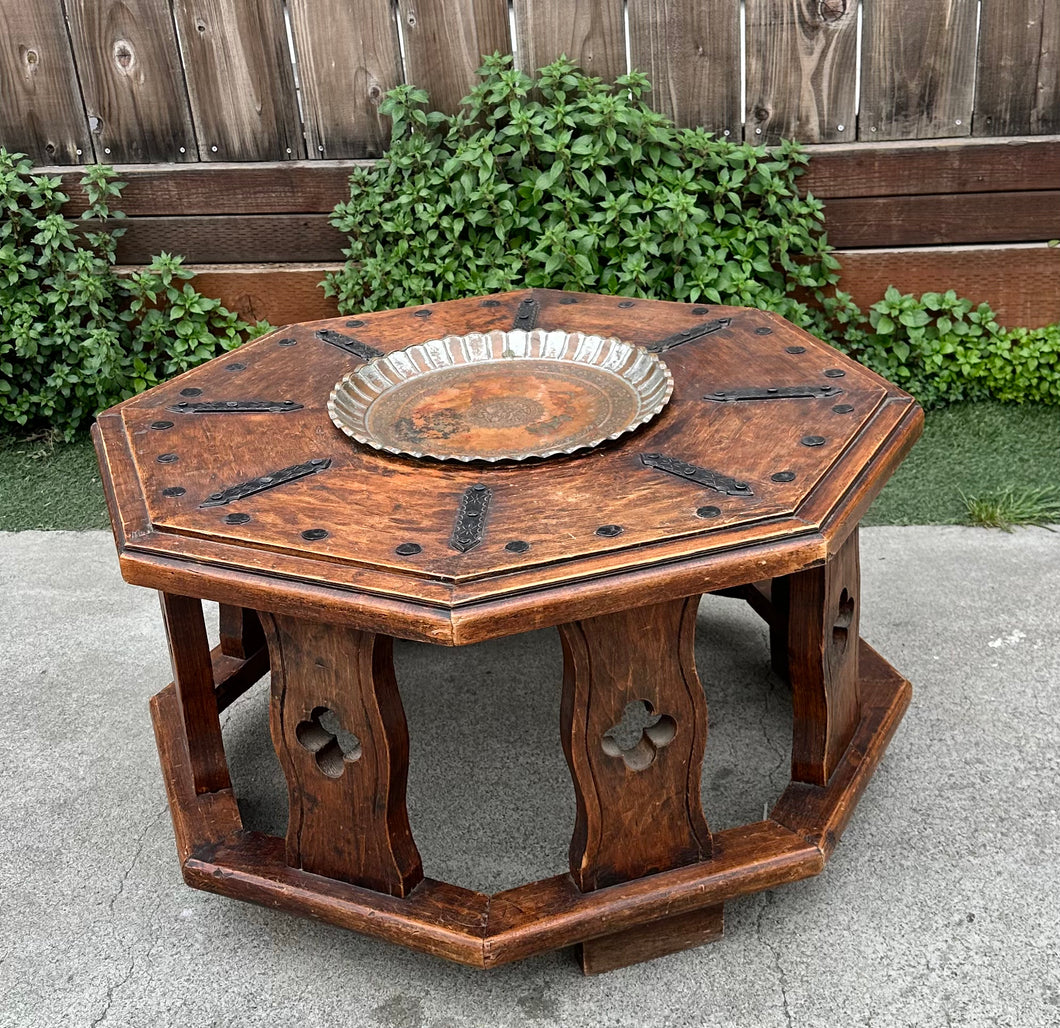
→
(167, 400, 304, 414)
(646, 318, 732, 353)
(703, 384, 843, 402)
(512, 297, 540, 331)
(449, 484, 492, 552)
(316, 329, 383, 361)
(200, 458, 332, 508)
(640, 453, 753, 497)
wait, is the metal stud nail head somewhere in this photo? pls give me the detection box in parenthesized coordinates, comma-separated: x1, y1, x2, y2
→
(180, 387, 202, 397)
(301, 528, 329, 541)
(162, 487, 186, 497)
(823, 369, 846, 378)
(157, 453, 178, 463)
(224, 513, 251, 525)
(785, 346, 806, 354)
(696, 506, 721, 518)
(596, 524, 623, 537)
(505, 540, 530, 553)
(150, 420, 173, 430)
(772, 471, 796, 483)
(801, 436, 826, 447)
(396, 542, 422, 556)
(832, 404, 854, 414)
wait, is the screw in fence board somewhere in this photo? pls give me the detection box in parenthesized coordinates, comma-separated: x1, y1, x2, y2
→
(287, 0, 402, 160)
(65, 0, 197, 164)
(0, 0, 94, 164)
(744, 0, 858, 145)
(860, 0, 978, 141)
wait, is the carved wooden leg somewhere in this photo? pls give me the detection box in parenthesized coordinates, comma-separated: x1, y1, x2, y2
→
(218, 604, 265, 659)
(159, 592, 231, 795)
(260, 613, 423, 897)
(559, 596, 712, 971)
(787, 529, 862, 786)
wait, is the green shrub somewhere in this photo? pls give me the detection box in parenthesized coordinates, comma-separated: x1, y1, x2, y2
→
(0, 151, 267, 438)
(326, 54, 839, 330)
(836, 287, 1060, 408)
(980, 324, 1060, 403)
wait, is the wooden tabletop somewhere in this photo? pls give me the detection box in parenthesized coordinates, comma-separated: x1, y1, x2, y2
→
(94, 289, 922, 644)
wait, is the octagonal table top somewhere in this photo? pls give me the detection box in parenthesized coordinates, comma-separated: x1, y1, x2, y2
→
(94, 289, 922, 644)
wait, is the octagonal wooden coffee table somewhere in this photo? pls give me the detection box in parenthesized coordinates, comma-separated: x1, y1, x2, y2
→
(93, 289, 922, 973)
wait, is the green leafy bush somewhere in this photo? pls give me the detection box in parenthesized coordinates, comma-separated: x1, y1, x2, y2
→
(837, 288, 1060, 408)
(0, 151, 267, 437)
(326, 54, 839, 329)
(980, 324, 1060, 403)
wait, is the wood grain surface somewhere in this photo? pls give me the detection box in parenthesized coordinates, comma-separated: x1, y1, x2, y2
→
(64, 0, 197, 164)
(159, 592, 231, 795)
(397, 0, 511, 115)
(512, 0, 626, 82)
(0, 1, 91, 164)
(626, 0, 740, 132)
(745, 0, 858, 144)
(263, 614, 423, 894)
(94, 290, 921, 644)
(171, 0, 302, 161)
(287, 0, 402, 159)
(786, 527, 860, 785)
(560, 597, 711, 890)
(974, 0, 1060, 137)
(861, 0, 979, 140)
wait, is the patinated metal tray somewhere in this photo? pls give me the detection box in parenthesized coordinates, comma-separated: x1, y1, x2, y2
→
(327, 329, 674, 462)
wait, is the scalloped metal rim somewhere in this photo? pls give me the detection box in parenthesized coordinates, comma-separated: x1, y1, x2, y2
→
(327, 329, 674, 463)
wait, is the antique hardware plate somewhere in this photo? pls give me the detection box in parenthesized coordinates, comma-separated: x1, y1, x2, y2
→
(327, 329, 674, 462)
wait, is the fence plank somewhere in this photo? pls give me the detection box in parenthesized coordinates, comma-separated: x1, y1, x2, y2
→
(64, 0, 196, 164)
(172, 0, 302, 161)
(822, 191, 1060, 248)
(975, 1, 1060, 137)
(626, 0, 739, 133)
(398, 0, 511, 115)
(287, 0, 401, 158)
(512, 0, 626, 82)
(745, 0, 858, 144)
(861, 0, 978, 141)
(0, 2, 91, 164)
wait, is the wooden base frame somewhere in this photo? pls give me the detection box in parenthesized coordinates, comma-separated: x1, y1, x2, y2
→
(149, 594, 910, 972)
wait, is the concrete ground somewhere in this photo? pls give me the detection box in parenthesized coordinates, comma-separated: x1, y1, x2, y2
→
(1, 527, 1058, 1028)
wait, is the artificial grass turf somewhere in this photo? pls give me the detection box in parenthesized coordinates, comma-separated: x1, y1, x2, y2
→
(861, 401, 1060, 526)
(0, 401, 1056, 531)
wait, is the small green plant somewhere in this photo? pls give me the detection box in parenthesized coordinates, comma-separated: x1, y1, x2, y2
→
(326, 55, 839, 330)
(0, 151, 268, 438)
(842, 288, 999, 407)
(962, 486, 1060, 531)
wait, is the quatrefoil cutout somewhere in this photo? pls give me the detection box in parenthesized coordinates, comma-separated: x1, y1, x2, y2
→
(295, 706, 362, 778)
(601, 699, 677, 771)
(832, 587, 855, 653)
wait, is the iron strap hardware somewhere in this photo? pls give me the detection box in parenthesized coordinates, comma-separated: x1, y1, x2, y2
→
(316, 329, 383, 361)
(640, 453, 753, 497)
(167, 400, 304, 413)
(512, 297, 540, 331)
(450, 484, 492, 552)
(646, 318, 732, 353)
(200, 458, 332, 508)
(703, 385, 843, 402)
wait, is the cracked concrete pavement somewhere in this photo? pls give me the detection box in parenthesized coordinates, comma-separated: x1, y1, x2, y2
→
(1, 527, 1058, 1028)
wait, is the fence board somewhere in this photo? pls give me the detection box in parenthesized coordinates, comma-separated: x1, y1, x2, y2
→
(172, 0, 302, 161)
(861, 0, 978, 141)
(512, 0, 626, 82)
(626, 0, 739, 133)
(398, 0, 511, 115)
(822, 191, 1060, 248)
(0, 2, 91, 164)
(745, 0, 858, 144)
(177, 244, 1060, 331)
(975, 1, 1060, 137)
(287, 0, 401, 159)
(801, 137, 1060, 198)
(64, 0, 196, 164)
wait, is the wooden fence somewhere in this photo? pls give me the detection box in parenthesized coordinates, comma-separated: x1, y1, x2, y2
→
(3, 0, 1059, 164)
(2, 1, 1058, 326)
